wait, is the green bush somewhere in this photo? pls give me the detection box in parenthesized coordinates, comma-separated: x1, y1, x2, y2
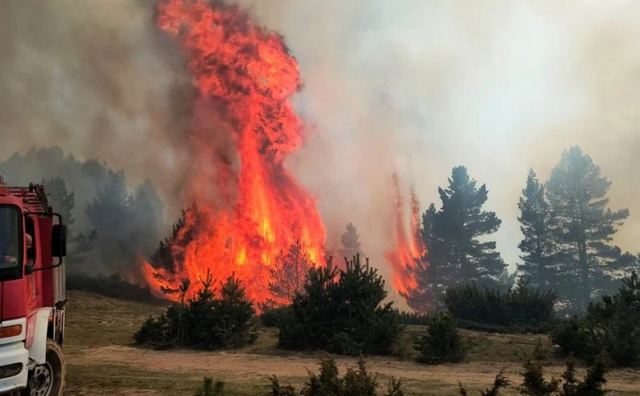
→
(260, 305, 292, 328)
(134, 273, 258, 349)
(445, 279, 556, 332)
(415, 312, 466, 364)
(267, 376, 296, 396)
(269, 358, 404, 396)
(277, 256, 402, 355)
(552, 272, 640, 367)
(458, 360, 606, 396)
(550, 317, 596, 359)
(560, 361, 607, 396)
(519, 360, 558, 396)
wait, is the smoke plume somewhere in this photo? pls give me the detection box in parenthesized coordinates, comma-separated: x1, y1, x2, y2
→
(1, 1, 639, 300)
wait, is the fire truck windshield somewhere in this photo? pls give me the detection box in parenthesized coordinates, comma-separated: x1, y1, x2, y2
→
(0, 206, 21, 271)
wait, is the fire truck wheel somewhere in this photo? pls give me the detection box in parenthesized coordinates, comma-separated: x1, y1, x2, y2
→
(23, 340, 65, 396)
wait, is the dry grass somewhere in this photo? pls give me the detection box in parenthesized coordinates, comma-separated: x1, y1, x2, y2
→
(63, 291, 640, 395)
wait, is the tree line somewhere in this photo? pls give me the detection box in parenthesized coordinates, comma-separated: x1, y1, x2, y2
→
(0, 146, 164, 277)
(404, 146, 637, 312)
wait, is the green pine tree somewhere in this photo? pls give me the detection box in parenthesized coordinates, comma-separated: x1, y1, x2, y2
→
(517, 170, 556, 289)
(408, 166, 506, 307)
(546, 146, 629, 309)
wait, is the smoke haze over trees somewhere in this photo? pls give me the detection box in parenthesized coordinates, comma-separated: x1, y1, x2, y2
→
(402, 149, 637, 312)
(0, 1, 639, 308)
(2, 1, 640, 294)
(0, 146, 164, 277)
(517, 147, 636, 310)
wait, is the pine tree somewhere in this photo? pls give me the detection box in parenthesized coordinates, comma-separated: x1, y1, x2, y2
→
(408, 166, 506, 306)
(278, 256, 401, 355)
(339, 222, 362, 260)
(517, 170, 556, 289)
(546, 146, 629, 309)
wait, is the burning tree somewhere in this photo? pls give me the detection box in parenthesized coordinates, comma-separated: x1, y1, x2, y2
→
(386, 176, 427, 309)
(142, 0, 326, 305)
(268, 240, 315, 304)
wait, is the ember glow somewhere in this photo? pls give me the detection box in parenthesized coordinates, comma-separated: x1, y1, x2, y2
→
(386, 176, 426, 298)
(142, 0, 326, 304)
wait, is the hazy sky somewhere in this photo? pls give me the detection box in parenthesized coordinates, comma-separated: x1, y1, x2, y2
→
(237, 0, 640, 273)
(0, 1, 638, 284)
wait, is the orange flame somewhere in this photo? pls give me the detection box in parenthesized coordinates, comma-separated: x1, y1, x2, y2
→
(386, 176, 426, 297)
(142, 0, 326, 304)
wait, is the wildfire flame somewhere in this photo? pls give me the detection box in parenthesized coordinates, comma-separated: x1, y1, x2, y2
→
(142, 0, 326, 304)
(386, 175, 426, 298)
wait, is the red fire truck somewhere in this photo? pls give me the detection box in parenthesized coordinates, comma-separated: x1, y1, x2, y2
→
(0, 178, 67, 395)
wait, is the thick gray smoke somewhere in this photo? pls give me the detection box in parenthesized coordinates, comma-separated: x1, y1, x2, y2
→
(1, 1, 639, 294)
(0, 0, 192, 216)
(237, 0, 640, 284)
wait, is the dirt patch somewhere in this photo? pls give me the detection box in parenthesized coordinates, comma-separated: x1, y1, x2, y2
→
(70, 345, 640, 395)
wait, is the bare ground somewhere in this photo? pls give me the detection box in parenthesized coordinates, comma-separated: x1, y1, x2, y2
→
(63, 291, 640, 395)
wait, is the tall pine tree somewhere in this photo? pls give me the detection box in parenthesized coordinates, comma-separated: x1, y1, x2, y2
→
(407, 166, 506, 309)
(546, 146, 629, 309)
(517, 170, 556, 289)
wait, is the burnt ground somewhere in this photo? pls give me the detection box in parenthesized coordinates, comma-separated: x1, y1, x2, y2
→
(63, 291, 640, 395)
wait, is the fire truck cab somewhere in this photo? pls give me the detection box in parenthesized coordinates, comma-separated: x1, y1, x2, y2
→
(0, 178, 67, 396)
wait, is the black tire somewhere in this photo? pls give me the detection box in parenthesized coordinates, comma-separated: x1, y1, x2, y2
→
(22, 340, 65, 396)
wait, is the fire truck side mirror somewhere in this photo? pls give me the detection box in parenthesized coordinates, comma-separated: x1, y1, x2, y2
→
(52, 224, 67, 258)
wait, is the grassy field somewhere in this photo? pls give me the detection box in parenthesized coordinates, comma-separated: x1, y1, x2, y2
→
(63, 291, 640, 395)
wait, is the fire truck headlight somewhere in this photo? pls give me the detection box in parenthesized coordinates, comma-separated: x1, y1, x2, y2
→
(0, 325, 22, 338)
(0, 363, 23, 379)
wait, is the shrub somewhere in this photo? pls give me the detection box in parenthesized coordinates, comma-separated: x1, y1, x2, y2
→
(259, 304, 292, 328)
(552, 272, 640, 367)
(445, 279, 556, 332)
(550, 317, 595, 359)
(341, 359, 378, 396)
(67, 273, 160, 303)
(458, 370, 509, 396)
(194, 377, 225, 396)
(482, 370, 510, 396)
(134, 273, 258, 349)
(458, 360, 607, 396)
(394, 310, 430, 326)
(278, 255, 402, 355)
(267, 376, 296, 396)
(415, 312, 466, 364)
(386, 378, 404, 396)
(561, 361, 607, 396)
(270, 357, 404, 396)
(519, 361, 558, 396)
